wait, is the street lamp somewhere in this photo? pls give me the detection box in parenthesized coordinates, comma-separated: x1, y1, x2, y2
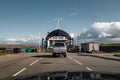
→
(42, 38, 44, 51)
(74, 33, 80, 46)
(75, 34, 78, 46)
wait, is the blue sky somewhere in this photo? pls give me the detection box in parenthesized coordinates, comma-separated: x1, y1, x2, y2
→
(0, 0, 120, 44)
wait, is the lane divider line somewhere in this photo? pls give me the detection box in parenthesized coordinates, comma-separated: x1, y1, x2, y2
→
(73, 59, 83, 65)
(68, 55, 93, 71)
(68, 56, 83, 65)
(29, 59, 39, 66)
(68, 56, 73, 59)
(85, 67, 92, 71)
(12, 68, 26, 77)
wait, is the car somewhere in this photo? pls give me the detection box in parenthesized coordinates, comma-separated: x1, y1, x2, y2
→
(52, 42, 67, 57)
(14, 71, 120, 80)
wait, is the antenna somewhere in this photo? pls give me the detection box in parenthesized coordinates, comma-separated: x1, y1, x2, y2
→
(55, 18, 63, 29)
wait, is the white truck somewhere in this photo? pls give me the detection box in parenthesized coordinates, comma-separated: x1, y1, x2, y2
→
(52, 42, 67, 57)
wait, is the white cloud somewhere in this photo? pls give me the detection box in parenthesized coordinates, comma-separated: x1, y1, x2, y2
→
(0, 35, 42, 45)
(101, 32, 111, 37)
(83, 28, 87, 32)
(20, 38, 27, 42)
(78, 22, 120, 43)
(69, 12, 79, 16)
(6, 38, 18, 42)
(87, 34, 92, 38)
(1, 22, 120, 44)
(70, 33, 75, 38)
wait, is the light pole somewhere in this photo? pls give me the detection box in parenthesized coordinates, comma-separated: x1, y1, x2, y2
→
(75, 34, 78, 46)
(38, 33, 41, 53)
(42, 38, 44, 51)
(39, 33, 40, 50)
(74, 33, 80, 46)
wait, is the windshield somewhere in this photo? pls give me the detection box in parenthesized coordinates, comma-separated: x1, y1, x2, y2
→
(14, 71, 120, 80)
(0, 0, 120, 80)
(54, 43, 65, 47)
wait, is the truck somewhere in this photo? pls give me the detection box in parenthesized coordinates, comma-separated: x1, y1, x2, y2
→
(52, 42, 67, 57)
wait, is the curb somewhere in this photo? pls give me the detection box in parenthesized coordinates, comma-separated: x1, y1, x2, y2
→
(90, 55, 120, 62)
(81, 54, 120, 62)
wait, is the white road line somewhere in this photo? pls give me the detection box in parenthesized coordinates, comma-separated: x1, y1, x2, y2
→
(68, 56, 73, 59)
(85, 67, 92, 71)
(29, 59, 39, 66)
(12, 68, 26, 77)
(73, 59, 83, 65)
(68, 56, 83, 65)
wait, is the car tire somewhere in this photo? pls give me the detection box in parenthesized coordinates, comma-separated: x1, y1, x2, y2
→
(63, 54, 67, 57)
(52, 53, 56, 57)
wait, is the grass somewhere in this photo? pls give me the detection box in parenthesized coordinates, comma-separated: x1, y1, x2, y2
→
(114, 52, 120, 57)
(0, 50, 14, 56)
(101, 43, 120, 46)
(0, 53, 7, 56)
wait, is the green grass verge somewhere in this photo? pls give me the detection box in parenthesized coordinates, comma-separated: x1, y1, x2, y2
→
(0, 53, 7, 56)
(114, 53, 120, 57)
(101, 44, 120, 46)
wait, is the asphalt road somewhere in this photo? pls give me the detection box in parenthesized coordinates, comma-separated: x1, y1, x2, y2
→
(0, 52, 120, 80)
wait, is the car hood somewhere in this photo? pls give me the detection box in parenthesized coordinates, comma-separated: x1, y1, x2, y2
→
(10, 71, 120, 80)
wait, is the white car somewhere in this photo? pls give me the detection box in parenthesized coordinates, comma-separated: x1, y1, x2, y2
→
(52, 42, 67, 57)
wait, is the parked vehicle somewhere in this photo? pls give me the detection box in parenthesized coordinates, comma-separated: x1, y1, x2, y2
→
(52, 42, 67, 57)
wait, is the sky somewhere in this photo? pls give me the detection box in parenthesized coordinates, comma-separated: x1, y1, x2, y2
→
(0, 0, 120, 44)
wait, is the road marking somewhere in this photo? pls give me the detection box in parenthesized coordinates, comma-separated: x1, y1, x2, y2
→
(68, 56, 83, 65)
(85, 67, 92, 71)
(29, 59, 39, 66)
(68, 55, 92, 71)
(12, 68, 26, 77)
(68, 56, 73, 59)
(73, 59, 83, 65)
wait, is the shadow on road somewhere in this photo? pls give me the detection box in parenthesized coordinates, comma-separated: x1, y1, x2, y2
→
(77, 54, 90, 56)
(32, 54, 65, 58)
(32, 54, 53, 58)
